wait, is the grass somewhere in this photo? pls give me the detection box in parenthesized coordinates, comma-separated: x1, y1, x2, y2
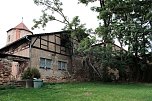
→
(0, 82, 152, 101)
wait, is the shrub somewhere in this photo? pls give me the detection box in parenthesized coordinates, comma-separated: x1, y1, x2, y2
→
(0, 86, 6, 90)
(22, 67, 41, 79)
(0, 85, 16, 90)
(31, 68, 41, 79)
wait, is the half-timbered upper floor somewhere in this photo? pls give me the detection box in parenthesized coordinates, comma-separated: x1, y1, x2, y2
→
(0, 31, 74, 58)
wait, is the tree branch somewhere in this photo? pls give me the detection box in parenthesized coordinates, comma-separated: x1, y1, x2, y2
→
(52, 0, 70, 25)
(53, 18, 68, 24)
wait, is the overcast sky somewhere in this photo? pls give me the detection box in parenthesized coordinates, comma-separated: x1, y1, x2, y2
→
(0, 0, 99, 48)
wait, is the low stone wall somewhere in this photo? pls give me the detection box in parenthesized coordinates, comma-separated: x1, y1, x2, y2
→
(0, 59, 12, 85)
(71, 56, 90, 82)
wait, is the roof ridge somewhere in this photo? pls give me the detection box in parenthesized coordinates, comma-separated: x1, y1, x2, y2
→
(15, 22, 30, 31)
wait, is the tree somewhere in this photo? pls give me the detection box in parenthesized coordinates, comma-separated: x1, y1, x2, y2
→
(33, 0, 152, 82)
(33, 0, 69, 29)
(79, 0, 152, 82)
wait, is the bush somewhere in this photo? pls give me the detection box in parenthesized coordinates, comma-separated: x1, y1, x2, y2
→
(22, 67, 41, 79)
(0, 86, 6, 90)
(0, 85, 16, 90)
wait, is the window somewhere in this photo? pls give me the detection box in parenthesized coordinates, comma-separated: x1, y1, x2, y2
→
(40, 58, 52, 69)
(58, 61, 67, 70)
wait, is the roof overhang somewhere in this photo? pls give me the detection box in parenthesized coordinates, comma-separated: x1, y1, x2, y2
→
(7, 28, 33, 34)
(0, 53, 29, 62)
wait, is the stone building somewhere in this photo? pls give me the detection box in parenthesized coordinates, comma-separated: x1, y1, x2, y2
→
(0, 53, 29, 85)
(0, 22, 80, 82)
(0, 22, 127, 83)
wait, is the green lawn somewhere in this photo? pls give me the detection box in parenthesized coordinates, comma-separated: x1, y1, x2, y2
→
(0, 82, 152, 101)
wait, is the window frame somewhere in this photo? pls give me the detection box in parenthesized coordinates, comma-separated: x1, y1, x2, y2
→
(58, 61, 67, 71)
(40, 58, 52, 69)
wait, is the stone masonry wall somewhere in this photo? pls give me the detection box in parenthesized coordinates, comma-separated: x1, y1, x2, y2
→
(71, 56, 90, 82)
(0, 59, 12, 85)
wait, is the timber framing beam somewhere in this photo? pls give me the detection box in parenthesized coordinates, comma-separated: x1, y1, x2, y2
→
(0, 53, 29, 62)
(32, 46, 71, 57)
(31, 34, 72, 56)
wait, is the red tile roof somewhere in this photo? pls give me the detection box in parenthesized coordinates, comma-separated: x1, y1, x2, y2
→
(7, 22, 33, 33)
(15, 22, 30, 31)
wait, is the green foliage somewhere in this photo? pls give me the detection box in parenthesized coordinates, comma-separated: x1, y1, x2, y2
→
(33, 0, 152, 82)
(80, 0, 152, 55)
(63, 16, 89, 42)
(0, 85, 16, 90)
(22, 67, 41, 79)
(77, 36, 96, 54)
(79, 0, 152, 81)
(78, 0, 97, 5)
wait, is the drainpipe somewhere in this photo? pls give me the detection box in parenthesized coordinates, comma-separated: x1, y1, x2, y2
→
(25, 36, 32, 68)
